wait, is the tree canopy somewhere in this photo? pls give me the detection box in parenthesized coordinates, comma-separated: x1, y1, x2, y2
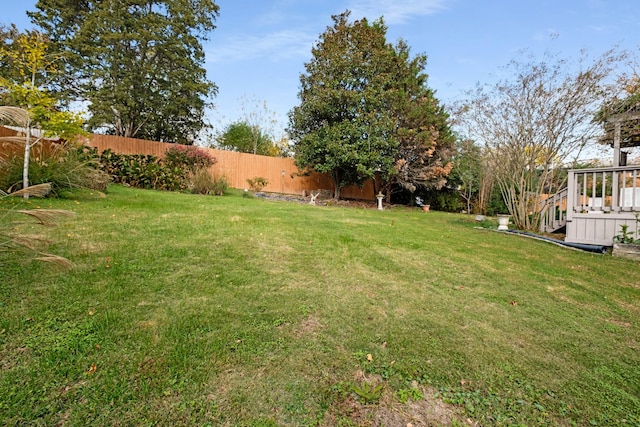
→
(287, 11, 453, 199)
(215, 121, 279, 156)
(28, 0, 219, 144)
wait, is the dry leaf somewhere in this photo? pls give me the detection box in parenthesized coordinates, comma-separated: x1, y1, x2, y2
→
(87, 364, 97, 375)
(367, 353, 373, 362)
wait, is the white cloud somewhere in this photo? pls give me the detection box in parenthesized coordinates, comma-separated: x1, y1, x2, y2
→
(207, 30, 316, 64)
(346, 0, 452, 24)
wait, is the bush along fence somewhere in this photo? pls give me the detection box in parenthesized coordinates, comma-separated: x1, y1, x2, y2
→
(97, 145, 220, 193)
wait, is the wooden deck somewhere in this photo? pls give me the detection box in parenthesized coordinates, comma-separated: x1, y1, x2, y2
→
(544, 166, 640, 246)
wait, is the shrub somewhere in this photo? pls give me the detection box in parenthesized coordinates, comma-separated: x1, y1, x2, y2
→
(99, 150, 161, 189)
(187, 168, 216, 195)
(0, 143, 109, 195)
(246, 176, 269, 192)
(418, 188, 464, 212)
(163, 145, 216, 173)
(210, 174, 229, 196)
(98, 146, 218, 193)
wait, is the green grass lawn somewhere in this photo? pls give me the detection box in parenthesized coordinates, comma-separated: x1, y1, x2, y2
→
(2, 185, 639, 426)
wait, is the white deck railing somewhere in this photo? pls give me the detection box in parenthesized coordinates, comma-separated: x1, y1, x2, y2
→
(540, 188, 568, 233)
(567, 166, 640, 217)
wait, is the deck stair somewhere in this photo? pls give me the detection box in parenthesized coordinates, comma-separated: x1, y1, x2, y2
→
(540, 188, 568, 233)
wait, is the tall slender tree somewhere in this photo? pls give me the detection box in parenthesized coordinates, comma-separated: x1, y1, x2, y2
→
(0, 30, 85, 198)
(28, 0, 219, 144)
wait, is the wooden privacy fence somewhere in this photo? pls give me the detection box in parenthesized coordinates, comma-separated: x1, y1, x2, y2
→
(0, 126, 17, 138)
(0, 126, 64, 159)
(86, 134, 375, 200)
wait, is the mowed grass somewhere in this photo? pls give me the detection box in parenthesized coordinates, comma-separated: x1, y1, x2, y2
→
(1, 185, 639, 426)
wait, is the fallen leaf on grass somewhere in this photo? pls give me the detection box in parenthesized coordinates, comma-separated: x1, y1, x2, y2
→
(86, 364, 97, 375)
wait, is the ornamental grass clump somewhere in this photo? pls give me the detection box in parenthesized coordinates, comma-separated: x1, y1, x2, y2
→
(0, 143, 109, 195)
(0, 183, 74, 268)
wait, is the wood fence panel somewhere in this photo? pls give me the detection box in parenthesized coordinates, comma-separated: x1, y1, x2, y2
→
(0, 126, 65, 159)
(0, 126, 18, 138)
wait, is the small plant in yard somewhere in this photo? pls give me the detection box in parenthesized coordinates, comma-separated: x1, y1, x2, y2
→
(397, 386, 424, 403)
(352, 381, 384, 404)
(210, 174, 229, 195)
(246, 176, 269, 192)
(613, 214, 640, 243)
(187, 168, 217, 195)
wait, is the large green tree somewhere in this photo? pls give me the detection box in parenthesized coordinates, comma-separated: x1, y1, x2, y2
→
(215, 121, 279, 156)
(288, 11, 452, 199)
(28, 0, 219, 144)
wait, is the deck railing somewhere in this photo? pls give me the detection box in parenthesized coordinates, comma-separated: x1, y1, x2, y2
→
(540, 188, 568, 233)
(566, 166, 640, 218)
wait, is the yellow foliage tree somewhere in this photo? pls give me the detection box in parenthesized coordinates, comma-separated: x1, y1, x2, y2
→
(0, 30, 85, 198)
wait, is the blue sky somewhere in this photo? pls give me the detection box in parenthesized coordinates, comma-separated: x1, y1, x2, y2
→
(3, 0, 639, 141)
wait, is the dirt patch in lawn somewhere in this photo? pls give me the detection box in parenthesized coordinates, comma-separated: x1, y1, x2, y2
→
(370, 386, 478, 427)
(322, 372, 477, 427)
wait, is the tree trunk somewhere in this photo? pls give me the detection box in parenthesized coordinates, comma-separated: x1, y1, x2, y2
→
(331, 170, 341, 200)
(23, 122, 31, 200)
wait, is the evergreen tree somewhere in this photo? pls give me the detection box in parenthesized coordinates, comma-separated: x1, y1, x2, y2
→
(288, 11, 453, 199)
